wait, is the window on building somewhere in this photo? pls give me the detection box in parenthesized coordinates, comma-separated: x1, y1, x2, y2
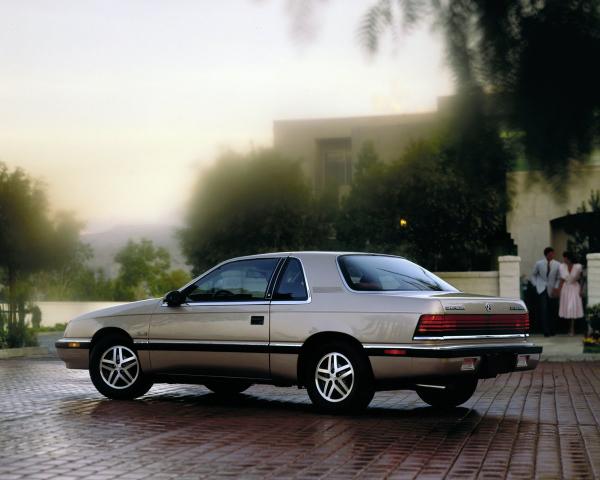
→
(317, 138, 352, 191)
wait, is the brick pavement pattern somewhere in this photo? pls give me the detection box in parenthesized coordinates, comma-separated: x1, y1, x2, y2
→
(1, 358, 600, 479)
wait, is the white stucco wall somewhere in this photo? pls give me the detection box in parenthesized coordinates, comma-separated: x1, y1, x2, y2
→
(435, 271, 500, 296)
(507, 164, 600, 277)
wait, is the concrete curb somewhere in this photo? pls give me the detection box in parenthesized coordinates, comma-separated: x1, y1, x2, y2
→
(0, 347, 50, 359)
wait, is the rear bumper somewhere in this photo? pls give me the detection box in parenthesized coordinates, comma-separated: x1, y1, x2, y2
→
(366, 343, 542, 384)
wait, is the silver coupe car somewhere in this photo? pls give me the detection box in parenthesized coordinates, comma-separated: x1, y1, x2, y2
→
(56, 252, 541, 412)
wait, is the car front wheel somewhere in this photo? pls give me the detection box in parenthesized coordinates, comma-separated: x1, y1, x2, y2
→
(305, 342, 374, 413)
(90, 336, 153, 400)
(416, 378, 478, 409)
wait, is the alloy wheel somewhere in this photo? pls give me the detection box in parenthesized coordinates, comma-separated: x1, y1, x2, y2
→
(314, 352, 355, 402)
(99, 345, 139, 390)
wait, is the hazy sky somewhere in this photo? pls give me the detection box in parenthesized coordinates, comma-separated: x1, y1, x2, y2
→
(0, 0, 452, 232)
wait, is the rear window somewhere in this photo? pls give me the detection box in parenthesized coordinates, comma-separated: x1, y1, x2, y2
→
(337, 255, 457, 292)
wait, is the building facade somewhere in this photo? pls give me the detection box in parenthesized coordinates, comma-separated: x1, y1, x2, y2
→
(273, 101, 600, 275)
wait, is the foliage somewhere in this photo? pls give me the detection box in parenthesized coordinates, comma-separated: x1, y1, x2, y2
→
(357, 0, 600, 186)
(587, 303, 600, 331)
(338, 139, 509, 271)
(113, 239, 190, 300)
(33, 322, 68, 333)
(0, 162, 82, 346)
(565, 190, 600, 265)
(180, 149, 331, 274)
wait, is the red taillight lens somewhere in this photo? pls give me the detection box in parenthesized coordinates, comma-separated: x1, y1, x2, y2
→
(414, 313, 529, 337)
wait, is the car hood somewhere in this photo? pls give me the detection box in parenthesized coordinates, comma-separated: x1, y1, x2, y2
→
(70, 298, 162, 323)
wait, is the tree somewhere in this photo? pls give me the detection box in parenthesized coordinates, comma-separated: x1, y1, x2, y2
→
(180, 149, 330, 274)
(357, 0, 600, 185)
(338, 140, 508, 270)
(32, 214, 94, 300)
(0, 162, 83, 346)
(113, 239, 190, 301)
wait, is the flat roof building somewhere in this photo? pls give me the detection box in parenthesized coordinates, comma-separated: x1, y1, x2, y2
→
(273, 100, 600, 276)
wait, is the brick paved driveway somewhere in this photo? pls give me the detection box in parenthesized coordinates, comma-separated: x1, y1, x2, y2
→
(1, 358, 600, 479)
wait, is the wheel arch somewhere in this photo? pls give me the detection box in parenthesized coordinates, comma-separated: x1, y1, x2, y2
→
(296, 331, 372, 387)
(90, 327, 133, 352)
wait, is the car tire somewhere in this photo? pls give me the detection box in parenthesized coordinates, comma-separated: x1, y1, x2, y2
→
(89, 335, 153, 400)
(416, 378, 478, 409)
(204, 380, 252, 395)
(305, 341, 374, 414)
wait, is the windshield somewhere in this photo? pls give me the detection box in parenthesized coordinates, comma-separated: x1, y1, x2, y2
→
(338, 255, 458, 292)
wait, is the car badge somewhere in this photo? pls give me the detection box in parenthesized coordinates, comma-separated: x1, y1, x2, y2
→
(445, 305, 465, 311)
(485, 303, 492, 312)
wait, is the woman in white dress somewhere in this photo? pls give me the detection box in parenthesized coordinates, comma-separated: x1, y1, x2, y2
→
(558, 251, 584, 336)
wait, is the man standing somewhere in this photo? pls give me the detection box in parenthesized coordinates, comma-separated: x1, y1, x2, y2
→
(530, 247, 561, 336)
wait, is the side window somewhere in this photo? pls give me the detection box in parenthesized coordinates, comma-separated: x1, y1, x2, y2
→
(186, 258, 280, 302)
(273, 258, 308, 301)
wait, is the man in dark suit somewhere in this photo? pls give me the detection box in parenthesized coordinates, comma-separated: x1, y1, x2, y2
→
(530, 247, 561, 336)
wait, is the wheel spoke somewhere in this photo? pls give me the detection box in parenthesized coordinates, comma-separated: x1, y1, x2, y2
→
(338, 369, 352, 380)
(121, 368, 134, 382)
(327, 380, 337, 399)
(333, 381, 347, 397)
(107, 369, 118, 385)
(121, 355, 136, 365)
(336, 363, 351, 374)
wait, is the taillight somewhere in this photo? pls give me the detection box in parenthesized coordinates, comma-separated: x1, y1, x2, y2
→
(414, 313, 529, 337)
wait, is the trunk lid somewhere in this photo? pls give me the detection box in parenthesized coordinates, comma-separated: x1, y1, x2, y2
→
(412, 293, 529, 339)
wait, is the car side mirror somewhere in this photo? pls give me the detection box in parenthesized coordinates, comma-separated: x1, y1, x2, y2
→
(164, 290, 186, 307)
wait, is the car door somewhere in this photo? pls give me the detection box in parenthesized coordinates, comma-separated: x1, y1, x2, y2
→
(148, 257, 282, 379)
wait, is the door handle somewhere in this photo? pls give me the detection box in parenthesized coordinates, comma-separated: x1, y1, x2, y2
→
(250, 315, 264, 325)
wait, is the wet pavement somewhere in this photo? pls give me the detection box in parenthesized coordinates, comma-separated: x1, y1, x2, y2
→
(1, 358, 600, 479)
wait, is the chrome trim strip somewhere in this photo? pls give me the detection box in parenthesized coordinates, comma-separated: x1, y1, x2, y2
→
(413, 334, 527, 341)
(161, 301, 270, 307)
(363, 342, 537, 351)
(270, 342, 303, 348)
(55, 338, 91, 344)
(146, 339, 269, 346)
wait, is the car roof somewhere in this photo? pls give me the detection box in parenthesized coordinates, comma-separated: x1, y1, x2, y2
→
(227, 251, 403, 262)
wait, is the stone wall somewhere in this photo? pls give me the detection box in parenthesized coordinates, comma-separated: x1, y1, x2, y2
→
(436, 256, 521, 299)
(435, 271, 500, 297)
(588, 253, 600, 308)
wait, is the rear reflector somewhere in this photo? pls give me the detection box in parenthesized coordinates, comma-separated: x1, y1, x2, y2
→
(383, 349, 407, 356)
(414, 313, 529, 337)
(516, 354, 529, 368)
(461, 357, 478, 371)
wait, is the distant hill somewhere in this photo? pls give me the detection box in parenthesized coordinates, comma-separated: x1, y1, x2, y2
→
(82, 224, 190, 277)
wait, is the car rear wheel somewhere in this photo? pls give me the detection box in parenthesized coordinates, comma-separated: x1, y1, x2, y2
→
(416, 378, 478, 409)
(204, 380, 252, 395)
(90, 335, 153, 400)
(305, 341, 374, 413)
